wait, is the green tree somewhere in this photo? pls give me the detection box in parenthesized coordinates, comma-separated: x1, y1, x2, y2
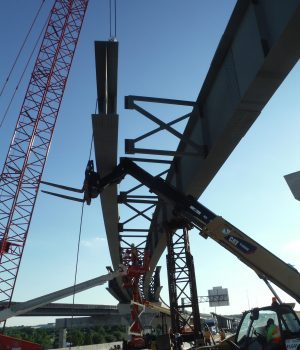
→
(92, 331, 105, 344)
(67, 328, 84, 346)
(112, 331, 123, 340)
(105, 333, 116, 343)
(83, 329, 93, 345)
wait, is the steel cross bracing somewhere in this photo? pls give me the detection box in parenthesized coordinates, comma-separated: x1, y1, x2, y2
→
(117, 158, 170, 301)
(125, 95, 206, 157)
(97, 157, 216, 305)
(120, 95, 207, 302)
(0, 0, 88, 305)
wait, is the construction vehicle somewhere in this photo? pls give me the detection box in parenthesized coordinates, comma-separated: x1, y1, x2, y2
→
(212, 300, 300, 350)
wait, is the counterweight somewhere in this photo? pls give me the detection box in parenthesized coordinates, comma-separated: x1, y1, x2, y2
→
(0, 0, 89, 306)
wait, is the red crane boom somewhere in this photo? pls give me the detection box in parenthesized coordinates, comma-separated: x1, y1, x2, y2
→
(0, 0, 88, 306)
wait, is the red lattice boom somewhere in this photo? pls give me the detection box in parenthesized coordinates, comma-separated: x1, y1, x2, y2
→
(0, 0, 89, 305)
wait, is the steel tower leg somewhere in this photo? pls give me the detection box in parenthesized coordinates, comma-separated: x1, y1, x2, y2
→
(166, 226, 202, 347)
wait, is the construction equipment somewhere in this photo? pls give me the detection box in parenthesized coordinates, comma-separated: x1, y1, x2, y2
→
(0, 334, 43, 350)
(0, 261, 163, 349)
(0, 0, 89, 309)
(42, 157, 300, 305)
(122, 245, 150, 349)
(0, 248, 164, 349)
(41, 157, 300, 348)
(0, 265, 127, 322)
(213, 301, 300, 350)
(144, 301, 170, 316)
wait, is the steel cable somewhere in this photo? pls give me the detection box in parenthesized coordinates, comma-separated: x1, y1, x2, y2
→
(0, 10, 50, 129)
(0, 0, 46, 98)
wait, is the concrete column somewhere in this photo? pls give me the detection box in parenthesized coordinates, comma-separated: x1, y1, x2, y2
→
(58, 328, 67, 348)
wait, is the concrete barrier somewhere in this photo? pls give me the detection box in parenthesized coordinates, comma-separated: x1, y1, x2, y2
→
(50, 341, 123, 350)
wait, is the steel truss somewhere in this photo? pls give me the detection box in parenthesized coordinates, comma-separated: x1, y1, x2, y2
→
(123, 95, 205, 334)
(0, 0, 88, 305)
(118, 158, 168, 301)
(122, 95, 206, 303)
(166, 225, 202, 343)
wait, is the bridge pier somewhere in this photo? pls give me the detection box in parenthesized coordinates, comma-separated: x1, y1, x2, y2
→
(58, 328, 67, 348)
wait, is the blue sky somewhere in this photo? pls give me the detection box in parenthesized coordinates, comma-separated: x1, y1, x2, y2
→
(0, 0, 299, 327)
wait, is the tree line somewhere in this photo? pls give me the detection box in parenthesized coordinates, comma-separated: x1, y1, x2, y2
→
(5, 324, 126, 349)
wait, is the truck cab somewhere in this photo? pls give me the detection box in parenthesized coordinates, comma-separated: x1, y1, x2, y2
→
(233, 303, 300, 350)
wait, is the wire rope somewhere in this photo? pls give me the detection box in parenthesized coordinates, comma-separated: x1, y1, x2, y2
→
(109, 0, 112, 38)
(0, 12, 50, 130)
(68, 200, 85, 348)
(68, 101, 96, 346)
(109, 0, 117, 40)
(0, 0, 46, 98)
(114, 0, 117, 38)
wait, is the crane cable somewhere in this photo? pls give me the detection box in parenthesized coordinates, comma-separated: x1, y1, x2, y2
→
(109, 0, 117, 40)
(0, 8, 50, 130)
(0, 0, 46, 99)
(69, 101, 96, 346)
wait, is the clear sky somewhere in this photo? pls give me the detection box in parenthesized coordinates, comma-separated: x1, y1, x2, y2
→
(0, 0, 299, 327)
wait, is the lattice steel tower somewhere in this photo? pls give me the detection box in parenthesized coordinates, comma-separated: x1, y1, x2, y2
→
(0, 0, 89, 306)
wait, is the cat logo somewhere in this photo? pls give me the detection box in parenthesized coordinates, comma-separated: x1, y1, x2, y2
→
(222, 227, 231, 236)
(228, 236, 239, 246)
(224, 235, 257, 254)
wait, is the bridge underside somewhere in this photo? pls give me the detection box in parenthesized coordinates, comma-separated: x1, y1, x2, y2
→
(93, 0, 300, 301)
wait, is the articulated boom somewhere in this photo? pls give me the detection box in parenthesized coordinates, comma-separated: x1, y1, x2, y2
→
(43, 157, 300, 304)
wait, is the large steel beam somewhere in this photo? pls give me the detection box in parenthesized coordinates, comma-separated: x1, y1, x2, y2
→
(0, 271, 121, 321)
(92, 41, 129, 301)
(145, 0, 300, 293)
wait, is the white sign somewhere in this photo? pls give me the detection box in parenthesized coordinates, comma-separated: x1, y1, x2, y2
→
(208, 286, 229, 307)
(285, 338, 300, 350)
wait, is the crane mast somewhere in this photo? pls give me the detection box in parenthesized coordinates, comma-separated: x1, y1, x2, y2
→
(0, 0, 88, 306)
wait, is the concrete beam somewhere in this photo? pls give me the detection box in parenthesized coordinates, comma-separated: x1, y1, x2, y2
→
(55, 315, 129, 329)
(0, 302, 118, 317)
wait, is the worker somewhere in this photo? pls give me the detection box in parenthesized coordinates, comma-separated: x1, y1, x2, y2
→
(203, 326, 211, 346)
(265, 318, 281, 348)
(219, 328, 226, 341)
